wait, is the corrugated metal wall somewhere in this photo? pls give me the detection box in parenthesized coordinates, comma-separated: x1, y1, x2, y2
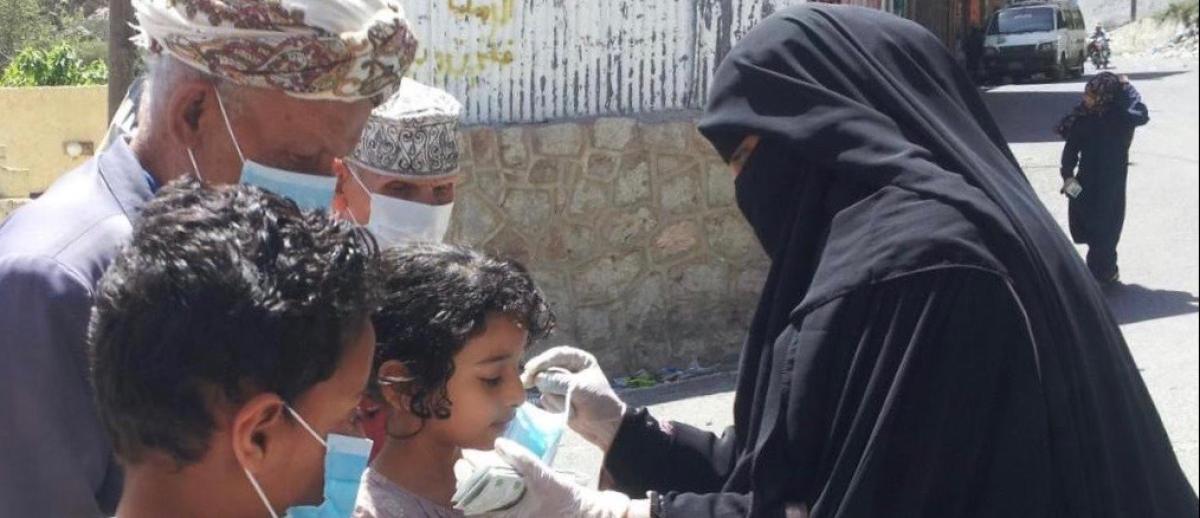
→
(404, 0, 808, 125)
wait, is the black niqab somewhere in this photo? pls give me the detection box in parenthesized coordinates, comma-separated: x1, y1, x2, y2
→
(694, 5, 1196, 516)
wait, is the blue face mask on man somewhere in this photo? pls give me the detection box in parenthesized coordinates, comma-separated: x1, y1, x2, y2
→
(242, 406, 373, 518)
(206, 91, 337, 212)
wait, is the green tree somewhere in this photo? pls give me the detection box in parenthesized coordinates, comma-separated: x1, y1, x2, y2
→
(0, 0, 52, 65)
(1, 42, 107, 86)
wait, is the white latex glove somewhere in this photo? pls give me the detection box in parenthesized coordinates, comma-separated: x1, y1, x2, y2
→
(482, 439, 645, 518)
(521, 346, 626, 452)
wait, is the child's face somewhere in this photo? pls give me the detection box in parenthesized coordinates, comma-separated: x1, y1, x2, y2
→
(427, 313, 529, 450)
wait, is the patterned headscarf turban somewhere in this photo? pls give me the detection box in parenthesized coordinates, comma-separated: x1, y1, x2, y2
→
(133, 0, 419, 104)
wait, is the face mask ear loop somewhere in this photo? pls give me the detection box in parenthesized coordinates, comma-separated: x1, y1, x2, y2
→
(345, 162, 372, 226)
(187, 148, 205, 183)
(285, 405, 327, 448)
(214, 90, 246, 164)
(243, 468, 281, 518)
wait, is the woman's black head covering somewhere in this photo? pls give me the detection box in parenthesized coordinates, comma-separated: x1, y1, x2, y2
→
(699, 5, 1196, 514)
(1057, 71, 1125, 135)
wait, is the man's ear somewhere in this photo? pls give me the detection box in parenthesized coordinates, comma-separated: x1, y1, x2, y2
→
(378, 360, 415, 411)
(166, 79, 217, 152)
(230, 392, 287, 473)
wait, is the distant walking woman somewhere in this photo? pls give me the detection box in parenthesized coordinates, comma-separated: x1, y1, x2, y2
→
(1058, 72, 1149, 284)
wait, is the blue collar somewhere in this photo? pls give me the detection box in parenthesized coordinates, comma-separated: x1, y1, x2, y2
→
(96, 137, 157, 220)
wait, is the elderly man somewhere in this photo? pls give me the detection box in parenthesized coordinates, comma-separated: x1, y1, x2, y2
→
(333, 79, 464, 246)
(0, 1, 416, 515)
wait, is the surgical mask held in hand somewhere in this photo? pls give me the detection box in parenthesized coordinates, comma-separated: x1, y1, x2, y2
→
(452, 451, 527, 516)
(452, 400, 569, 515)
(502, 401, 567, 464)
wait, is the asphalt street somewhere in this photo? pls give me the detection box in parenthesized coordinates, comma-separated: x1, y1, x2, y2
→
(555, 58, 1200, 493)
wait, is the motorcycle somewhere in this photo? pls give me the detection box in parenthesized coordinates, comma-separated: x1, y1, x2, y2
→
(1088, 36, 1111, 69)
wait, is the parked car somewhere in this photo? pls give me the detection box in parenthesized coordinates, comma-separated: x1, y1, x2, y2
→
(983, 0, 1088, 82)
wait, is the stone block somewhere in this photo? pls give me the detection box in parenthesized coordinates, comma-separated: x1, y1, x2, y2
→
(569, 178, 611, 215)
(624, 272, 665, 317)
(455, 191, 502, 244)
(501, 188, 553, 234)
(528, 158, 576, 185)
(586, 152, 619, 181)
(541, 223, 598, 264)
(666, 297, 744, 366)
(592, 117, 638, 150)
(668, 261, 729, 296)
(484, 227, 533, 265)
(534, 123, 585, 157)
(499, 126, 529, 168)
(614, 152, 651, 207)
(574, 251, 644, 304)
(641, 121, 692, 152)
(468, 127, 498, 165)
(469, 167, 506, 203)
(736, 265, 769, 295)
(612, 305, 672, 372)
(656, 154, 697, 176)
(653, 220, 701, 261)
(705, 162, 735, 207)
(607, 207, 658, 247)
(660, 174, 702, 215)
(456, 131, 473, 165)
(705, 210, 759, 261)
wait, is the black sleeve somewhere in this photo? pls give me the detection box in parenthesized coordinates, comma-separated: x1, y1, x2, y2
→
(603, 408, 741, 496)
(1061, 123, 1082, 179)
(1122, 83, 1150, 127)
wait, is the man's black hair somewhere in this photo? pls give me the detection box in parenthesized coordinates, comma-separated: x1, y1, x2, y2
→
(372, 243, 555, 421)
(89, 178, 382, 465)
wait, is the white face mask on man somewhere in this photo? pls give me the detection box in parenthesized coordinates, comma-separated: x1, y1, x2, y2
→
(346, 165, 454, 246)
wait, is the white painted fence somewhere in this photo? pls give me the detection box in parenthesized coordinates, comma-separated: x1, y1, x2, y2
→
(404, 0, 810, 124)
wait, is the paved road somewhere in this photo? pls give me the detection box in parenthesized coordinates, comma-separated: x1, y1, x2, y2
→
(556, 59, 1200, 493)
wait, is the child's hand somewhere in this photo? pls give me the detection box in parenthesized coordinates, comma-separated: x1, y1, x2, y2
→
(522, 346, 627, 452)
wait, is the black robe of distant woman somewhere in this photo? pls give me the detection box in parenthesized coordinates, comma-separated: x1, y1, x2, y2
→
(600, 6, 1197, 517)
(1061, 84, 1150, 280)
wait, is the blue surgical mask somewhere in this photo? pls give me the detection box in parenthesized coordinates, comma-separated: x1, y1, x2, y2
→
(502, 402, 566, 464)
(242, 405, 373, 518)
(213, 91, 336, 212)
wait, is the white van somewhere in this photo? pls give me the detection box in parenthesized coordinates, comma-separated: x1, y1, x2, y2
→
(982, 0, 1088, 81)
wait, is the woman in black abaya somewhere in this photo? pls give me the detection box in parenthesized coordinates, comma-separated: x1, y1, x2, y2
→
(511, 5, 1197, 517)
(1058, 72, 1150, 284)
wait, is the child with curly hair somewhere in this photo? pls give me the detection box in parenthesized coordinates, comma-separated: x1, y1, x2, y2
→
(353, 243, 556, 518)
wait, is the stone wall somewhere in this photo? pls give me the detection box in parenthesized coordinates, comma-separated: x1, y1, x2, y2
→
(445, 113, 769, 374)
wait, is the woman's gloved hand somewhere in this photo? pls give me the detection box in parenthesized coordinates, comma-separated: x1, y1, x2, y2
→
(521, 346, 627, 452)
(482, 439, 647, 518)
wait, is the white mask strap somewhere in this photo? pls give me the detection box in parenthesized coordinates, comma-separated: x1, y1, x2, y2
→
(214, 90, 246, 164)
(345, 164, 372, 226)
(243, 468, 281, 518)
(285, 405, 327, 448)
(186, 148, 205, 183)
